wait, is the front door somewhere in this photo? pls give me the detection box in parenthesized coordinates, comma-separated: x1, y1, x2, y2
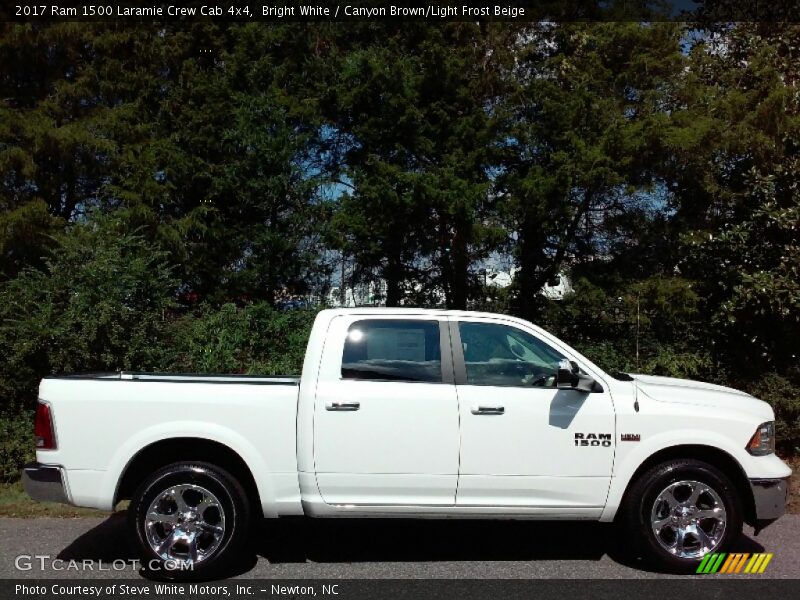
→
(452, 317, 615, 513)
(313, 315, 459, 505)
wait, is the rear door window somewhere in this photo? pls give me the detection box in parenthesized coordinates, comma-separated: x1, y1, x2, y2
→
(341, 320, 442, 383)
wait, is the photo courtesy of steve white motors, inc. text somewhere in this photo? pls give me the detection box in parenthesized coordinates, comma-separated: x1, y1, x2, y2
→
(14, 583, 338, 597)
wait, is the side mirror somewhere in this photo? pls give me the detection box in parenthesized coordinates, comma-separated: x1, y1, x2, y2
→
(556, 360, 604, 393)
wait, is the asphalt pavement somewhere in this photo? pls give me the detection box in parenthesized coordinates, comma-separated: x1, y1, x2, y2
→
(1, 513, 798, 579)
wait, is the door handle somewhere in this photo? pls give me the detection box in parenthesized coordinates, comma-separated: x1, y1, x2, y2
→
(326, 401, 361, 411)
(472, 405, 505, 415)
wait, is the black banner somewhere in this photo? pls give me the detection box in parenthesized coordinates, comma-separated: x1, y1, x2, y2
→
(3, 1, 800, 23)
(3, 579, 800, 600)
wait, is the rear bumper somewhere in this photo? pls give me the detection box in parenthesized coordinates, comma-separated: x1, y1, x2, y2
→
(21, 463, 70, 504)
(749, 476, 790, 531)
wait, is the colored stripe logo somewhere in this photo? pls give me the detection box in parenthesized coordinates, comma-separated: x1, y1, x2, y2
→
(696, 553, 773, 574)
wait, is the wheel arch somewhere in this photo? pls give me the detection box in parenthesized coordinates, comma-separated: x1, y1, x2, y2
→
(114, 437, 263, 519)
(613, 444, 755, 526)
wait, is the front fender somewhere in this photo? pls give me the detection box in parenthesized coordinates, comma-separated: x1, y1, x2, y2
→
(600, 428, 753, 522)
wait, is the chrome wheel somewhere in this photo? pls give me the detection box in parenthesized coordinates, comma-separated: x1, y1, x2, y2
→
(145, 483, 226, 565)
(651, 480, 726, 559)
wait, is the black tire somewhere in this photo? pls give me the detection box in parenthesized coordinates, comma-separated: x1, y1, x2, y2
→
(128, 461, 250, 580)
(621, 458, 743, 573)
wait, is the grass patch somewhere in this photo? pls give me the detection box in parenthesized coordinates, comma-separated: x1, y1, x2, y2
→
(0, 481, 110, 518)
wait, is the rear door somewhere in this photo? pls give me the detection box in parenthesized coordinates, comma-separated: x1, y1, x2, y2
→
(313, 315, 459, 505)
(452, 317, 615, 513)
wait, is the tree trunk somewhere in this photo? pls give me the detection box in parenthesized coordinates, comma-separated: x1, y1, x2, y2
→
(515, 210, 545, 322)
(384, 256, 404, 307)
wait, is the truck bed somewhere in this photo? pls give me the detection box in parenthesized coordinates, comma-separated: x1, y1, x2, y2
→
(37, 370, 302, 513)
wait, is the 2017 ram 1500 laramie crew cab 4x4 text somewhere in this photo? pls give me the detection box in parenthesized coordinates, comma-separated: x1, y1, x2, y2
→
(23, 309, 791, 577)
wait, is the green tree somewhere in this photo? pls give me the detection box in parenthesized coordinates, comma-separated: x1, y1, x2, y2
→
(46, 22, 331, 303)
(673, 23, 800, 379)
(499, 23, 684, 320)
(322, 23, 509, 308)
(0, 23, 115, 278)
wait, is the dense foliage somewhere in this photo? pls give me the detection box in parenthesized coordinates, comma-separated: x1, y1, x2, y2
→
(1, 21, 798, 480)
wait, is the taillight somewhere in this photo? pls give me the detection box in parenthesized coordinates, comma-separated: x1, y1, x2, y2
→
(34, 401, 57, 450)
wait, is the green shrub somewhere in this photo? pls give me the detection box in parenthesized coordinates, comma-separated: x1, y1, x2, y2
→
(572, 341, 636, 375)
(749, 373, 800, 455)
(641, 348, 718, 383)
(0, 215, 177, 409)
(168, 303, 317, 375)
(0, 411, 34, 483)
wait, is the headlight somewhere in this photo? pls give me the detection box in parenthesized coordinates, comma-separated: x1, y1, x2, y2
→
(746, 421, 775, 456)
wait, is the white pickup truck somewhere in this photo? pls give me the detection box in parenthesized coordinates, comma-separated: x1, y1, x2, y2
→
(24, 308, 790, 577)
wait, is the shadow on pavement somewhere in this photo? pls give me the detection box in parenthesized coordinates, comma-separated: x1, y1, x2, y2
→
(57, 512, 134, 563)
(54, 511, 766, 576)
(256, 517, 766, 572)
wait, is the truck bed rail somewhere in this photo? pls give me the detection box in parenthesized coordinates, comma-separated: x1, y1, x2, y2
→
(44, 372, 300, 385)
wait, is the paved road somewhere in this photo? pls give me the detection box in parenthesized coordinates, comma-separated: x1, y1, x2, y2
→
(1, 513, 798, 579)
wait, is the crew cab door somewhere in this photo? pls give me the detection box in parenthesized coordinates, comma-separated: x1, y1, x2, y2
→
(313, 315, 459, 505)
(451, 317, 615, 513)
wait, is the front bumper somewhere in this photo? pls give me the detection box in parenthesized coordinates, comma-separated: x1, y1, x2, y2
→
(749, 476, 790, 532)
(21, 463, 69, 504)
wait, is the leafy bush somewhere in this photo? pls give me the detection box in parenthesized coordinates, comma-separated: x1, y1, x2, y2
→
(167, 303, 317, 375)
(749, 373, 800, 455)
(572, 341, 636, 375)
(640, 348, 718, 382)
(547, 276, 716, 379)
(0, 215, 177, 410)
(0, 411, 34, 483)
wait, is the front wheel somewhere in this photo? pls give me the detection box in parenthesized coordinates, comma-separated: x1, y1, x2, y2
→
(621, 459, 743, 573)
(128, 461, 250, 579)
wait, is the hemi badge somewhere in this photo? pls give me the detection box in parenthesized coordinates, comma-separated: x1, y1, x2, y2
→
(621, 433, 641, 442)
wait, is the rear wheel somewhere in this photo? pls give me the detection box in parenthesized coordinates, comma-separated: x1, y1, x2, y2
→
(128, 461, 250, 579)
(622, 459, 743, 572)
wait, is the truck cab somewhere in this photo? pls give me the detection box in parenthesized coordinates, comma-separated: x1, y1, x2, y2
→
(301, 310, 617, 513)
